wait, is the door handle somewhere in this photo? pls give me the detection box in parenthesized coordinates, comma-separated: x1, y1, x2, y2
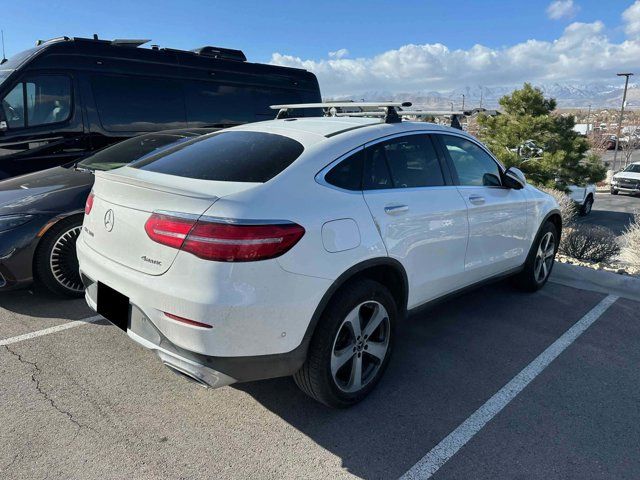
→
(468, 195, 485, 205)
(384, 204, 409, 215)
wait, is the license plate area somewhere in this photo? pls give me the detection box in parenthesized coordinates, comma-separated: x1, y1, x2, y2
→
(97, 282, 130, 331)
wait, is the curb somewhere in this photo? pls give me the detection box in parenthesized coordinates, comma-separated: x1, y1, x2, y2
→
(550, 262, 640, 302)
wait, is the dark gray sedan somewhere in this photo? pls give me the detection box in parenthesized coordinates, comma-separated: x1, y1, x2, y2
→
(0, 128, 214, 296)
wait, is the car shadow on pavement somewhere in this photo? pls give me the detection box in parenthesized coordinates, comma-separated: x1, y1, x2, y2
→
(0, 285, 94, 320)
(235, 280, 605, 479)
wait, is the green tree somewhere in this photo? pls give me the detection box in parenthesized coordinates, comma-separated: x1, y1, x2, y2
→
(477, 83, 606, 189)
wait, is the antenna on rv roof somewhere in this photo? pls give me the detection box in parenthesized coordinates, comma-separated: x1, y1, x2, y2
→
(1, 30, 7, 64)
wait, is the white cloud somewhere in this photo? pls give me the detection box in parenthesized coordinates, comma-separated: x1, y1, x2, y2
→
(270, 17, 640, 96)
(623, 0, 640, 39)
(547, 0, 579, 20)
(328, 48, 349, 59)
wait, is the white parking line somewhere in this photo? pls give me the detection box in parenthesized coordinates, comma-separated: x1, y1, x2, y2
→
(400, 294, 619, 480)
(0, 315, 103, 347)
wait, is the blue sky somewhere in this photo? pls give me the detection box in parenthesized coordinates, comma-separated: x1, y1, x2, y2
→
(2, 0, 639, 95)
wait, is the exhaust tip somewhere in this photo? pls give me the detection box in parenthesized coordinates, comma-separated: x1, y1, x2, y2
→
(163, 362, 209, 388)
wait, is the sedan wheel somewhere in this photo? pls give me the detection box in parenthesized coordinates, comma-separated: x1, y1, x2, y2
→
(34, 216, 85, 298)
(49, 225, 84, 293)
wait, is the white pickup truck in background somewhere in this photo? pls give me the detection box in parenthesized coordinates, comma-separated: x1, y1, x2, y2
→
(567, 184, 596, 216)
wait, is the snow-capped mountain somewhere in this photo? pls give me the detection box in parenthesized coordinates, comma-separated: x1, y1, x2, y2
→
(327, 83, 639, 110)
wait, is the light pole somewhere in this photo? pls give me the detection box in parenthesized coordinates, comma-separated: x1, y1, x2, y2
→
(613, 73, 634, 171)
(586, 104, 591, 135)
(461, 94, 465, 110)
(449, 101, 454, 112)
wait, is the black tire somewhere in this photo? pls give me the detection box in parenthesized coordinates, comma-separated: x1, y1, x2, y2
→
(34, 215, 85, 298)
(514, 221, 558, 292)
(579, 195, 593, 216)
(294, 279, 397, 408)
(611, 189, 618, 195)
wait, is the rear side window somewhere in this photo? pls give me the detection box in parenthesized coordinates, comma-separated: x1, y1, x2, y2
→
(324, 150, 364, 191)
(132, 131, 304, 183)
(364, 134, 445, 189)
(91, 75, 187, 132)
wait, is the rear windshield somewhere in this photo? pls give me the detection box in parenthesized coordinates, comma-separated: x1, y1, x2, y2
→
(132, 131, 304, 183)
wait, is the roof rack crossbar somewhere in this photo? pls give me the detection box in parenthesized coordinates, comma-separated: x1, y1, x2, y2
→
(270, 102, 412, 124)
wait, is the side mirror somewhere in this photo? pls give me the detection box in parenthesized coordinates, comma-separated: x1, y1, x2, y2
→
(503, 167, 526, 189)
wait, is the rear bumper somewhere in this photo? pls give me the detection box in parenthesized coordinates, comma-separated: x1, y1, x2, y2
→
(83, 274, 312, 384)
(77, 231, 331, 359)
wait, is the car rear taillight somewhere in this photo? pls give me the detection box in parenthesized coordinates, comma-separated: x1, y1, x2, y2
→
(144, 213, 305, 262)
(144, 213, 196, 249)
(85, 192, 95, 215)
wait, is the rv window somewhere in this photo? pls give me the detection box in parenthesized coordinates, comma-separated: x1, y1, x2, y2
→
(91, 75, 187, 132)
(25, 75, 72, 127)
(1, 83, 24, 128)
(1, 75, 72, 129)
(184, 81, 255, 126)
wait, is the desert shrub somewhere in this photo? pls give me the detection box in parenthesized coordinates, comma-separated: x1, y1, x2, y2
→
(559, 224, 620, 263)
(620, 214, 640, 268)
(539, 187, 577, 226)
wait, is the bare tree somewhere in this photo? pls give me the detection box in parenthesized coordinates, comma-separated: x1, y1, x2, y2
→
(621, 123, 640, 167)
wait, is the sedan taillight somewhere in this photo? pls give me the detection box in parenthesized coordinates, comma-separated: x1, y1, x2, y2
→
(85, 192, 95, 215)
(144, 213, 305, 262)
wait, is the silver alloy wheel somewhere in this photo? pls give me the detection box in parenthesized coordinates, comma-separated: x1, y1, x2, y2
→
(330, 301, 390, 393)
(49, 225, 84, 293)
(534, 231, 555, 283)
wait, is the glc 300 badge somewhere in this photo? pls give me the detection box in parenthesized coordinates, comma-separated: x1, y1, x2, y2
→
(104, 209, 115, 232)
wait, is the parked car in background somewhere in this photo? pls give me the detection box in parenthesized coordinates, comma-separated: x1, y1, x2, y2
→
(77, 103, 561, 407)
(0, 128, 213, 296)
(605, 135, 621, 150)
(0, 35, 321, 180)
(611, 161, 640, 195)
(510, 139, 544, 158)
(567, 184, 596, 215)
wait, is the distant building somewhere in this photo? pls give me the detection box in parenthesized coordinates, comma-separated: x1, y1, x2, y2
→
(573, 123, 593, 135)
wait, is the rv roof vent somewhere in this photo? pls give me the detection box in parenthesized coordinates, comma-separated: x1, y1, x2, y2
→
(192, 46, 247, 62)
(111, 39, 151, 48)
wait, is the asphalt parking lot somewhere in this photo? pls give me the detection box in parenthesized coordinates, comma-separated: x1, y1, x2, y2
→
(2, 277, 639, 480)
(578, 191, 638, 235)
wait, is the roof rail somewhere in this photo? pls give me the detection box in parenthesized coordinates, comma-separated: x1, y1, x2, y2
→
(35, 36, 70, 46)
(270, 102, 412, 124)
(191, 46, 247, 62)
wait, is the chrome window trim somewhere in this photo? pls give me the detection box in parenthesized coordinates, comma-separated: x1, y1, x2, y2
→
(315, 128, 504, 193)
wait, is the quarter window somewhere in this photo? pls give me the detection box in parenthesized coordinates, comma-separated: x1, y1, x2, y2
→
(324, 150, 364, 191)
(1, 75, 71, 128)
(440, 135, 502, 187)
(364, 135, 445, 190)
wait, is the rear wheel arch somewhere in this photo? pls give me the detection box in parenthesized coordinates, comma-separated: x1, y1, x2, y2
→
(300, 258, 408, 351)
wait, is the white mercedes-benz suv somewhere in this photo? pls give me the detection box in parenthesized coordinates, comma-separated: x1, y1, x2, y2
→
(77, 103, 561, 408)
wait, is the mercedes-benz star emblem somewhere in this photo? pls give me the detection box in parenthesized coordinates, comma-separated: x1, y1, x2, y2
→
(104, 209, 115, 232)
